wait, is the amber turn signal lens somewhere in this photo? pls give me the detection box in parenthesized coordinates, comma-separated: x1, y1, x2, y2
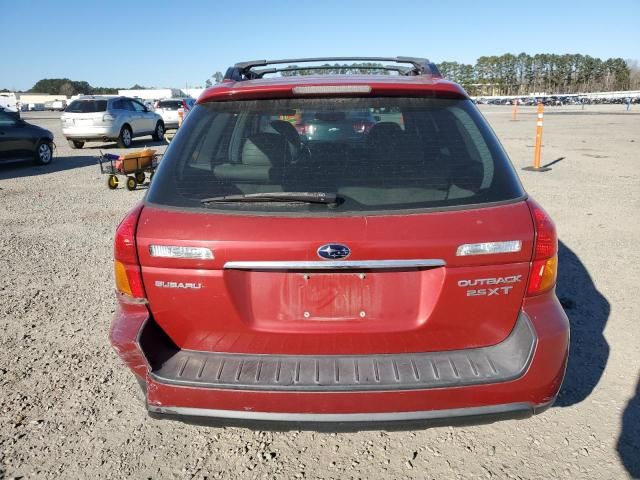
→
(114, 260, 132, 296)
(527, 254, 558, 295)
(540, 255, 558, 292)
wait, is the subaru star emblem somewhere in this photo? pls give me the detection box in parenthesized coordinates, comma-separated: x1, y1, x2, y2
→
(317, 244, 350, 260)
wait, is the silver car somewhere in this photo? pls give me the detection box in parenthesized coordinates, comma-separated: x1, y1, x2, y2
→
(61, 96, 165, 149)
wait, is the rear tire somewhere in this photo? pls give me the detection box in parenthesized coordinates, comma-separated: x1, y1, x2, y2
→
(135, 172, 145, 184)
(117, 126, 133, 148)
(126, 176, 137, 191)
(34, 141, 53, 165)
(68, 139, 84, 149)
(152, 122, 165, 141)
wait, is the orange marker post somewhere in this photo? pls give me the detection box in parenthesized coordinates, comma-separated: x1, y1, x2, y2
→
(523, 101, 551, 172)
(511, 98, 518, 121)
(178, 109, 184, 128)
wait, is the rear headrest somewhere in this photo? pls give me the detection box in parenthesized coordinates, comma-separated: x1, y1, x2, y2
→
(270, 120, 301, 154)
(241, 133, 288, 166)
(366, 122, 403, 147)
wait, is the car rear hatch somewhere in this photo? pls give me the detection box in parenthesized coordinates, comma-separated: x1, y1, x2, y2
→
(138, 93, 532, 355)
(62, 99, 109, 126)
(136, 202, 533, 355)
(156, 100, 183, 124)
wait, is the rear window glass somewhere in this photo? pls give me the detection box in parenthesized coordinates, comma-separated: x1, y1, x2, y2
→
(158, 100, 183, 110)
(65, 100, 107, 113)
(147, 97, 524, 214)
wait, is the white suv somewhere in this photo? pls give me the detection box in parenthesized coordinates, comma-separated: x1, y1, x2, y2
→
(61, 96, 165, 149)
(153, 98, 195, 129)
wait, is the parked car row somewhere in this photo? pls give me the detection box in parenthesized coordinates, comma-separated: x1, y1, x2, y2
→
(60, 96, 165, 149)
(475, 95, 640, 106)
(57, 96, 196, 149)
(1, 93, 198, 158)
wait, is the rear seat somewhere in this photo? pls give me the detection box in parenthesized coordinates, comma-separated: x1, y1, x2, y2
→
(214, 133, 289, 193)
(336, 122, 461, 205)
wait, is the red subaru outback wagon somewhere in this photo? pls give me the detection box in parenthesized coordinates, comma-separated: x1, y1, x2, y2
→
(110, 57, 569, 429)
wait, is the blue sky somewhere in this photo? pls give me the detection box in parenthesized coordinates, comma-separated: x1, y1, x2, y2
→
(1, 0, 638, 90)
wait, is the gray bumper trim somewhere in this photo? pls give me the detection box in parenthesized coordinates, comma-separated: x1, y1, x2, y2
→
(147, 402, 535, 426)
(145, 312, 536, 392)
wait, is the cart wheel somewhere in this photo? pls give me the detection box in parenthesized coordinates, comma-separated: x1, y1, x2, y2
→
(107, 175, 119, 189)
(149, 172, 154, 182)
(135, 172, 146, 184)
(126, 176, 137, 191)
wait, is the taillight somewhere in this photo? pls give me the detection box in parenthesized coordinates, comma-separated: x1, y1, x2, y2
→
(353, 121, 374, 134)
(114, 203, 146, 299)
(526, 199, 558, 295)
(296, 123, 316, 135)
(353, 122, 366, 133)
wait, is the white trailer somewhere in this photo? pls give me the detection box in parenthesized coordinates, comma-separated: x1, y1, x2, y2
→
(0, 92, 18, 111)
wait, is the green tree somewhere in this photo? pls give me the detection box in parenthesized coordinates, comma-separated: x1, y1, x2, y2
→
(59, 82, 74, 96)
(434, 52, 631, 95)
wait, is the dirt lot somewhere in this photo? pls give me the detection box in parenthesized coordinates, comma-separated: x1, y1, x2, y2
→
(1, 105, 639, 479)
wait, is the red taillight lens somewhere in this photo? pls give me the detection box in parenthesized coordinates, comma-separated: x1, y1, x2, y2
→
(295, 123, 307, 135)
(526, 199, 558, 295)
(531, 203, 557, 260)
(353, 121, 374, 134)
(353, 122, 366, 133)
(114, 204, 146, 299)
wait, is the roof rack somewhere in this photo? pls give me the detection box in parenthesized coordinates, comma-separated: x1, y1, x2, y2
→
(223, 57, 441, 81)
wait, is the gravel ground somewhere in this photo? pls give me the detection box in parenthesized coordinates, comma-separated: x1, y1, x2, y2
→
(1, 105, 639, 479)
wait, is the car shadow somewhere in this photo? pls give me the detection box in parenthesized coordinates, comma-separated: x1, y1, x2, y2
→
(0, 155, 99, 181)
(617, 376, 640, 477)
(554, 241, 610, 407)
(81, 138, 166, 150)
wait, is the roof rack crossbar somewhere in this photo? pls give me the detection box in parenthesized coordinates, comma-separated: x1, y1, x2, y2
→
(251, 64, 414, 78)
(224, 56, 440, 81)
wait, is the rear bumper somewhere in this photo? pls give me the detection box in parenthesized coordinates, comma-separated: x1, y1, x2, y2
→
(147, 401, 553, 431)
(62, 124, 120, 140)
(110, 292, 569, 429)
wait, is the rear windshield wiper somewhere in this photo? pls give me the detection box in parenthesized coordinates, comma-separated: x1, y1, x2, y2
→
(200, 192, 339, 205)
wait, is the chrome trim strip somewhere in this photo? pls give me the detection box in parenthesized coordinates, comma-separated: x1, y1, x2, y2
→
(149, 245, 214, 260)
(456, 240, 522, 257)
(148, 402, 533, 423)
(223, 259, 446, 270)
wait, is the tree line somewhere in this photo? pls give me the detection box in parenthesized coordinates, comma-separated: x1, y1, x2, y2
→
(9, 53, 639, 97)
(438, 53, 633, 95)
(279, 63, 395, 76)
(262, 54, 638, 95)
(18, 78, 146, 96)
